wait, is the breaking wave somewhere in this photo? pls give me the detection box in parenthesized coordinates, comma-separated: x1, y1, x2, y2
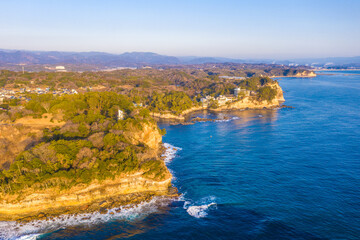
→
(183, 196, 217, 218)
(162, 143, 182, 182)
(186, 203, 216, 218)
(162, 143, 182, 164)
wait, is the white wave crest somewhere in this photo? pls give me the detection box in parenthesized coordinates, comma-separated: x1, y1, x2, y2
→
(183, 196, 217, 218)
(15, 234, 41, 240)
(186, 203, 216, 218)
(162, 143, 182, 164)
(0, 197, 170, 240)
(161, 143, 181, 182)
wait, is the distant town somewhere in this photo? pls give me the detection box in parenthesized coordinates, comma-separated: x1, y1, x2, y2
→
(0, 87, 78, 104)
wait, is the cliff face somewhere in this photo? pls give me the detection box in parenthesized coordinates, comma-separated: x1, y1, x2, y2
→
(0, 172, 173, 221)
(271, 70, 316, 78)
(295, 71, 317, 77)
(0, 121, 175, 222)
(270, 82, 285, 102)
(218, 97, 279, 111)
(219, 83, 284, 110)
(123, 123, 162, 149)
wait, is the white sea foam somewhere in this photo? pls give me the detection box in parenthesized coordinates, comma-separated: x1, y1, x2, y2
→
(0, 197, 170, 240)
(186, 203, 216, 218)
(162, 143, 182, 165)
(183, 196, 217, 218)
(161, 143, 181, 182)
(14, 234, 41, 240)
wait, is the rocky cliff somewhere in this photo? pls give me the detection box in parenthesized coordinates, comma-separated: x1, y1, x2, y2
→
(295, 71, 317, 77)
(123, 123, 163, 150)
(0, 172, 174, 221)
(271, 70, 316, 78)
(0, 121, 175, 222)
(151, 82, 285, 120)
(217, 82, 285, 111)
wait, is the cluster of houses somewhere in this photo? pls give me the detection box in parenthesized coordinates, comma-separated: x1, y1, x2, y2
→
(234, 87, 251, 97)
(200, 87, 253, 107)
(200, 95, 233, 106)
(0, 87, 78, 103)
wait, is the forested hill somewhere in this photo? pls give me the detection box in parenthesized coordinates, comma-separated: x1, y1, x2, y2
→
(0, 92, 169, 194)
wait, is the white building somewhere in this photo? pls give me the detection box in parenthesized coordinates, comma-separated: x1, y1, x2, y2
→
(55, 66, 67, 72)
(234, 87, 250, 97)
(234, 87, 241, 97)
(200, 95, 214, 103)
(215, 95, 232, 106)
(118, 110, 125, 120)
(200, 95, 233, 106)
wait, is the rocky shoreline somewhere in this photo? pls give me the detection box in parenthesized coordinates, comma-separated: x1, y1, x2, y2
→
(152, 84, 285, 122)
(0, 122, 178, 222)
(14, 188, 177, 222)
(270, 71, 317, 78)
(0, 170, 177, 222)
(0, 150, 178, 222)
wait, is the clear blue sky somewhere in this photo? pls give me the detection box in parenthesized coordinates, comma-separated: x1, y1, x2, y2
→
(1, 0, 359, 59)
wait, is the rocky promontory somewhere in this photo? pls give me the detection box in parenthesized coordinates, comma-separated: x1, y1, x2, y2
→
(0, 92, 178, 222)
(0, 120, 176, 222)
(0, 120, 176, 221)
(151, 82, 285, 120)
(271, 70, 317, 78)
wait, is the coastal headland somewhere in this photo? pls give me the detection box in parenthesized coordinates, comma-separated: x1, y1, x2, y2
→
(0, 65, 291, 222)
(151, 82, 285, 121)
(0, 115, 177, 221)
(0, 118, 177, 221)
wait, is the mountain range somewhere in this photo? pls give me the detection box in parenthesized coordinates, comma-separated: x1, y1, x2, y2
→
(0, 49, 359, 69)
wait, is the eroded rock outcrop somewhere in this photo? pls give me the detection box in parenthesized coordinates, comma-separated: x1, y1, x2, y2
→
(0, 172, 174, 221)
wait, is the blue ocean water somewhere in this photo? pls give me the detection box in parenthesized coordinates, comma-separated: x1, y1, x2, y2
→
(9, 71, 360, 239)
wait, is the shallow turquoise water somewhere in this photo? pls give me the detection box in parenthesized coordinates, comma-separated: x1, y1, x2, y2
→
(9, 70, 360, 240)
